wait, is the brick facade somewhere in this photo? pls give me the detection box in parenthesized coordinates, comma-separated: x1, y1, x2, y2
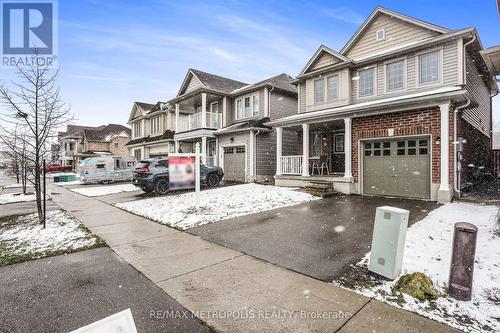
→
(351, 108, 444, 184)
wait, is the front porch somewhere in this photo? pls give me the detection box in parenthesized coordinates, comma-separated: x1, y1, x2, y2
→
(275, 118, 355, 194)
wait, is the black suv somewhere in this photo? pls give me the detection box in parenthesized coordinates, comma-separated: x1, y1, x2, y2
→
(132, 158, 224, 195)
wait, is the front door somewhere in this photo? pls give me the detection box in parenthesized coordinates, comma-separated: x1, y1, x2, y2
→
(331, 133, 345, 173)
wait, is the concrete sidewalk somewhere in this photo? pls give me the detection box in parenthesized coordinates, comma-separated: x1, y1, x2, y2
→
(48, 183, 459, 333)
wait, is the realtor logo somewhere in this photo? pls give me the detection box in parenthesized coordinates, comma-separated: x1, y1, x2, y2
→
(1, 0, 57, 67)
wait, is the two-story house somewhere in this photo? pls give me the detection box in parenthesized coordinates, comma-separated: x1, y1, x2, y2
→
(58, 124, 105, 168)
(125, 101, 184, 160)
(268, 7, 498, 202)
(167, 69, 297, 182)
(80, 124, 132, 159)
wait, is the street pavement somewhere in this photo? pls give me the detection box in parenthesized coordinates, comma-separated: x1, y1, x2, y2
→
(44, 181, 460, 333)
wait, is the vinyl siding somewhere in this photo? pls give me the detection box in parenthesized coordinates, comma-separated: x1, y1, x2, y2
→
(184, 75, 203, 94)
(463, 51, 491, 137)
(345, 13, 439, 61)
(310, 52, 340, 71)
(269, 91, 297, 121)
(256, 129, 297, 176)
(299, 83, 306, 113)
(351, 40, 460, 103)
(228, 88, 265, 126)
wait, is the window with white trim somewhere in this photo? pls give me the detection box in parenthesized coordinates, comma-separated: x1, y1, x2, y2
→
(376, 28, 385, 41)
(235, 93, 259, 120)
(386, 60, 404, 91)
(133, 121, 142, 138)
(314, 79, 324, 104)
(327, 75, 338, 101)
(150, 116, 161, 134)
(359, 68, 375, 97)
(418, 50, 440, 84)
(210, 102, 218, 113)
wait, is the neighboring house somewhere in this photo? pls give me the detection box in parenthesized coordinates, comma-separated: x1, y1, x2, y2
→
(125, 101, 178, 160)
(57, 125, 106, 168)
(167, 69, 297, 182)
(80, 124, 132, 159)
(267, 7, 498, 202)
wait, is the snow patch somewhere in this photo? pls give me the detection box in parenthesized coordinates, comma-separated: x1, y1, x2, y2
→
(70, 183, 140, 197)
(334, 202, 500, 333)
(115, 183, 319, 230)
(0, 193, 36, 204)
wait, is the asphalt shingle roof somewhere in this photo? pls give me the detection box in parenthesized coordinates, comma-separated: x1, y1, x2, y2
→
(191, 69, 248, 93)
(83, 124, 131, 141)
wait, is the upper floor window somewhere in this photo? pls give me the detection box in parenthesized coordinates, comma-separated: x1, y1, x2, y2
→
(210, 102, 218, 113)
(151, 116, 161, 134)
(235, 93, 259, 120)
(376, 28, 385, 41)
(314, 79, 324, 104)
(133, 121, 142, 138)
(386, 60, 405, 91)
(359, 67, 375, 97)
(418, 50, 440, 85)
(327, 75, 338, 101)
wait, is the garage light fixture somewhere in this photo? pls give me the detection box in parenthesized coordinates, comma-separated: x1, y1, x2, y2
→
(435, 136, 441, 145)
(230, 137, 234, 143)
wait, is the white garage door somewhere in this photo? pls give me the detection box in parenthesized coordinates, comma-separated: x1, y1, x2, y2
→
(223, 146, 246, 182)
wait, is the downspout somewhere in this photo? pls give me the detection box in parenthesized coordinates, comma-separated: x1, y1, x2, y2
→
(453, 34, 476, 197)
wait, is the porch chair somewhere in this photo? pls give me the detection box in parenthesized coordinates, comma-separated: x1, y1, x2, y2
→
(311, 156, 330, 176)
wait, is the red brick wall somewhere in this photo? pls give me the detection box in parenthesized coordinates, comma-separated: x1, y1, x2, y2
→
(351, 108, 445, 183)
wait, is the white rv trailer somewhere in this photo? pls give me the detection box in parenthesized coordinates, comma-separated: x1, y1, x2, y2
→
(79, 156, 136, 184)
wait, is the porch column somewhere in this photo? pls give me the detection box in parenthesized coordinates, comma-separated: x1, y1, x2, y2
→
(344, 117, 353, 180)
(175, 140, 180, 153)
(438, 103, 452, 203)
(201, 136, 207, 164)
(302, 124, 310, 177)
(249, 130, 255, 178)
(175, 103, 180, 132)
(222, 97, 227, 127)
(275, 127, 282, 176)
(201, 92, 207, 128)
(214, 137, 219, 167)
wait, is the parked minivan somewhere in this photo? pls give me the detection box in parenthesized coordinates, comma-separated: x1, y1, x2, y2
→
(132, 157, 224, 195)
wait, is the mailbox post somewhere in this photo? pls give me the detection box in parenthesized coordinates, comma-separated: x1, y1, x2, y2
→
(448, 222, 478, 301)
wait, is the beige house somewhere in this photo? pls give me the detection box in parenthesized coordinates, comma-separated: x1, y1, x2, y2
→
(80, 124, 132, 158)
(268, 7, 498, 202)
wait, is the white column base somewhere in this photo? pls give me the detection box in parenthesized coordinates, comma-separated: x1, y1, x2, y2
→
(438, 186, 453, 203)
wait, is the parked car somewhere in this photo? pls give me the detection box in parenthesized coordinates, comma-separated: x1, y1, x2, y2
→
(132, 157, 224, 195)
(80, 156, 137, 184)
(45, 164, 73, 172)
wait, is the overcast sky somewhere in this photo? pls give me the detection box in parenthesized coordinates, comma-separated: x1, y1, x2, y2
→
(1, 0, 499, 130)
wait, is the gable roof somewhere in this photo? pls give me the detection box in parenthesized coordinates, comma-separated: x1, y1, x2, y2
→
(58, 124, 105, 139)
(340, 6, 449, 55)
(83, 124, 131, 142)
(298, 45, 352, 77)
(177, 69, 248, 97)
(231, 73, 297, 95)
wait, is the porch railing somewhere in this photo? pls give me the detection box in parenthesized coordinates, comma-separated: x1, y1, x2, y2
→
(177, 111, 222, 132)
(281, 155, 303, 175)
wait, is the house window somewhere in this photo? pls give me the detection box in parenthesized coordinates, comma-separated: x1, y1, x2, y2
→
(151, 116, 161, 134)
(235, 93, 259, 120)
(314, 79, 324, 104)
(311, 132, 321, 157)
(134, 149, 142, 160)
(376, 28, 385, 41)
(114, 142, 118, 148)
(359, 68, 375, 97)
(418, 50, 440, 84)
(210, 102, 218, 113)
(133, 121, 142, 138)
(386, 60, 405, 91)
(327, 76, 338, 101)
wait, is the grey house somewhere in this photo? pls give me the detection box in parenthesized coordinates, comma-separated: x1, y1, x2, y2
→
(167, 69, 297, 182)
(267, 7, 498, 202)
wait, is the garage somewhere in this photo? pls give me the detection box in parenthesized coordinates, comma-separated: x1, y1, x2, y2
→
(223, 146, 246, 182)
(362, 137, 430, 199)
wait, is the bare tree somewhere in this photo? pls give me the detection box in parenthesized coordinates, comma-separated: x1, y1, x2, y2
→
(0, 50, 72, 223)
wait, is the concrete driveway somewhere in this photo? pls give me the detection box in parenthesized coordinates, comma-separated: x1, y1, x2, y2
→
(189, 194, 439, 281)
(0, 247, 210, 333)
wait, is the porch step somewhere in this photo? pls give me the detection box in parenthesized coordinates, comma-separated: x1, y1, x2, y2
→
(302, 181, 338, 198)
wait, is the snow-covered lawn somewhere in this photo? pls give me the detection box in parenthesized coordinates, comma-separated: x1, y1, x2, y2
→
(0, 193, 36, 204)
(334, 202, 500, 333)
(115, 183, 319, 230)
(55, 180, 84, 186)
(0, 210, 105, 267)
(3, 183, 33, 189)
(70, 183, 140, 197)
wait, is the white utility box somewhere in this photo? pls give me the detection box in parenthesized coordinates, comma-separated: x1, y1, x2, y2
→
(368, 206, 410, 280)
